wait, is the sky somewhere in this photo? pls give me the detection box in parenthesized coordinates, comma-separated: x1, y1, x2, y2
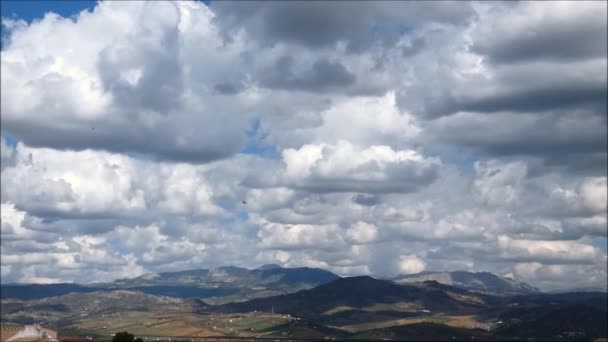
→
(0, 1, 606, 291)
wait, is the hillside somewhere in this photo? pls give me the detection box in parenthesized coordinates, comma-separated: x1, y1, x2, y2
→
(0, 284, 102, 301)
(495, 304, 608, 339)
(212, 276, 493, 327)
(353, 322, 492, 340)
(1, 290, 194, 327)
(393, 271, 539, 296)
(210, 276, 608, 339)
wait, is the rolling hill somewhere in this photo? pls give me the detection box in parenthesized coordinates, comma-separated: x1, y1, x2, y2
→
(0, 284, 102, 301)
(211, 276, 494, 327)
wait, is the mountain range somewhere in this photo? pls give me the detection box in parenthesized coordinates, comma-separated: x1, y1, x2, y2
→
(1, 264, 338, 304)
(1, 266, 606, 340)
(1, 267, 543, 302)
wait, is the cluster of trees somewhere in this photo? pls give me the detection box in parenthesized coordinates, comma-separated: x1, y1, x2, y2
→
(112, 332, 143, 342)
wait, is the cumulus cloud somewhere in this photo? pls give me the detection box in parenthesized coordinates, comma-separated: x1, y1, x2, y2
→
(1, 143, 225, 221)
(259, 92, 421, 150)
(0, 138, 16, 169)
(395, 1, 606, 175)
(1, 203, 145, 283)
(278, 141, 440, 193)
(513, 261, 608, 291)
(426, 60, 607, 117)
(255, 218, 345, 250)
(346, 222, 379, 244)
(212, 1, 475, 52)
(0, 0, 606, 290)
(258, 56, 356, 92)
(399, 255, 427, 275)
(579, 177, 608, 213)
(0, 1, 250, 162)
(496, 236, 602, 265)
(472, 1, 607, 63)
(473, 160, 527, 207)
(428, 111, 607, 160)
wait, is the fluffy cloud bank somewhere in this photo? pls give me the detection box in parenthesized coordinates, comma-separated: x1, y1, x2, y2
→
(1, 1, 251, 162)
(0, 0, 606, 290)
(278, 141, 440, 193)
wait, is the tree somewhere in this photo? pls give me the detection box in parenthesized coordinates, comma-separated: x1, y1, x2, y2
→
(112, 332, 142, 342)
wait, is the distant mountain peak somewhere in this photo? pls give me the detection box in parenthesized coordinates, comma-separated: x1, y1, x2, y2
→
(256, 263, 284, 270)
(393, 270, 539, 296)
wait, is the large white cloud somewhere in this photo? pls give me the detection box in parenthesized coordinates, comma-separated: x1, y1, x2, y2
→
(346, 221, 379, 245)
(1, 142, 225, 221)
(256, 220, 345, 250)
(398, 255, 427, 275)
(277, 140, 440, 193)
(496, 236, 602, 264)
(1, 1, 252, 163)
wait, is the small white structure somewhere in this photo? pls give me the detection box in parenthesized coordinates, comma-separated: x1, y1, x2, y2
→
(4, 324, 57, 342)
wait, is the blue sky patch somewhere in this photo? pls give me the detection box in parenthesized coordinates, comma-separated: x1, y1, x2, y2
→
(241, 118, 279, 159)
(1, 0, 96, 23)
